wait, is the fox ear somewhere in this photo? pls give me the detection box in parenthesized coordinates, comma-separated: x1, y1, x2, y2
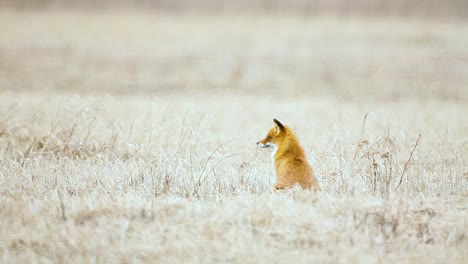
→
(273, 118, 285, 133)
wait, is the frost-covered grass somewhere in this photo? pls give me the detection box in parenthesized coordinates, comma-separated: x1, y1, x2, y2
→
(0, 11, 466, 263)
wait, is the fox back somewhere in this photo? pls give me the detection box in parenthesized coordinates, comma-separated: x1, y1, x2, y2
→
(257, 119, 321, 191)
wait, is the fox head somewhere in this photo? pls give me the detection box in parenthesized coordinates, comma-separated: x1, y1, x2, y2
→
(256, 118, 286, 149)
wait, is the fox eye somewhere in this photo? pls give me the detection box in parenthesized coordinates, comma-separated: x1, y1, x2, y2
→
(266, 136, 272, 140)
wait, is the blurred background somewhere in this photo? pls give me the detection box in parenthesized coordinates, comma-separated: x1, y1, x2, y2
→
(0, 0, 467, 100)
(2, 0, 468, 18)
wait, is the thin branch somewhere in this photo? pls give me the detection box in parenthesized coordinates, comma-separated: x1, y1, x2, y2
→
(396, 134, 422, 190)
(353, 112, 370, 162)
(57, 191, 67, 221)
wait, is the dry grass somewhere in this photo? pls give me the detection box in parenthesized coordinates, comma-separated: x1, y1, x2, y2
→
(0, 10, 467, 263)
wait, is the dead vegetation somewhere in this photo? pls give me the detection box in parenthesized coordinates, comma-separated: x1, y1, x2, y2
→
(0, 10, 467, 263)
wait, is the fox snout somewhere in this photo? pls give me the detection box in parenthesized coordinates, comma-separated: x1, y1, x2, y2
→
(256, 141, 271, 148)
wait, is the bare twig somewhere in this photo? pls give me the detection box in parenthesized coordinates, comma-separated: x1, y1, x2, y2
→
(109, 124, 119, 152)
(147, 122, 155, 147)
(128, 119, 135, 141)
(62, 118, 79, 155)
(396, 134, 422, 190)
(189, 144, 195, 184)
(57, 191, 67, 221)
(353, 112, 370, 162)
(23, 137, 37, 159)
(173, 112, 189, 179)
(83, 107, 101, 145)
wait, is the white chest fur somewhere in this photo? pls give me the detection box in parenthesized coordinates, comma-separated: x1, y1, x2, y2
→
(270, 144, 278, 163)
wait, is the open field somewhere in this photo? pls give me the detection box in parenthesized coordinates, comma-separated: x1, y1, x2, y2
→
(0, 10, 467, 263)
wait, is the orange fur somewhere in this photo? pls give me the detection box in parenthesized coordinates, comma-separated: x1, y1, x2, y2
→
(257, 119, 321, 191)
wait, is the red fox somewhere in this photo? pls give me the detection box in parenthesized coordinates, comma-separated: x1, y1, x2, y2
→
(257, 119, 321, 191)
